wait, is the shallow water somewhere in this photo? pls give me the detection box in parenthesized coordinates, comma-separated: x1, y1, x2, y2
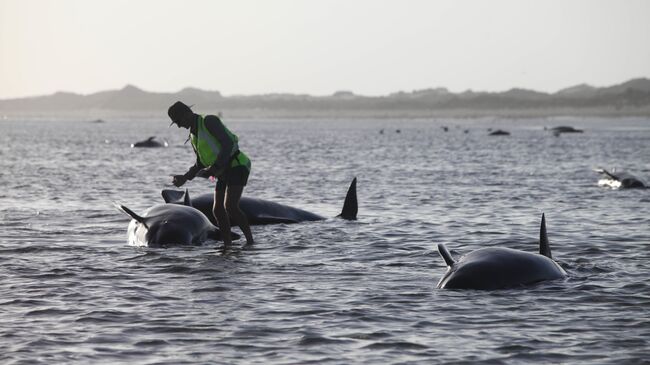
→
(1, 116, 649, 364)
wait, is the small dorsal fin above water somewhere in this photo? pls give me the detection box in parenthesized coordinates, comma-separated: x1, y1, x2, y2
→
(183, 189, 191, 206)
(162, 189, 186, 204)
(539, 213, 552, 259)
(337, 177, 358, 220)
(147, 136, 156, 141)
(438, 244, 455, 266)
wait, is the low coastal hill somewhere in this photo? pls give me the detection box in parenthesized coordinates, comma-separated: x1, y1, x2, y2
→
(2, 78, 649, 118)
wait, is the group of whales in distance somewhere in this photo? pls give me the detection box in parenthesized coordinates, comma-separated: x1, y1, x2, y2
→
(483, 125, 583, 137)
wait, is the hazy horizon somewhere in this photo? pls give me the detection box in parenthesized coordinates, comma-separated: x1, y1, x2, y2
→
(2, 0, 649, 99)
(3, 76, 650, 101)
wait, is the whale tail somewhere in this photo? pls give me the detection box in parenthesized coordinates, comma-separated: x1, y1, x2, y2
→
(594, 167, 619, 181)
(113, 202, 148, 229)
(539, 213, 552, 259)
(437, 244, 456, 266)
(337, 177, 358, 220)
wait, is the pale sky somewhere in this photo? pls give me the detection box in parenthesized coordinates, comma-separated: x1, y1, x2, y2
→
(1, 0, 649, 99)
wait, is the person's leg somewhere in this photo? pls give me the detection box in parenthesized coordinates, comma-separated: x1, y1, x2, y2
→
(225, 185, 254, 245)
(213, 184, 232, 247)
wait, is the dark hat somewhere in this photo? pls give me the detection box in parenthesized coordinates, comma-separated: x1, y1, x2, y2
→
(168, 101, 192, 126)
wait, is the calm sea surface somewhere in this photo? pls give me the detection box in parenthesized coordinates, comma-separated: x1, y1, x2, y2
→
(1, 116, 649, 364)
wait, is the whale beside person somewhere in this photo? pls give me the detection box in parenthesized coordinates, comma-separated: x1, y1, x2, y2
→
(162, 178, 358, 226)
(436, 214, 567, 290)
(114, 198, 238, 247)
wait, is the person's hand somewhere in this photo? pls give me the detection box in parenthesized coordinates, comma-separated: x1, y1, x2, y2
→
(172, 174, 187, 187)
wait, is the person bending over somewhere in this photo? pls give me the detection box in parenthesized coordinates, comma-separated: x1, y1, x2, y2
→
(167, 101, 254, 247)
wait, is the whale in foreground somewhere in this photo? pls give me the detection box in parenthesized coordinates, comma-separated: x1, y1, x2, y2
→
(131, 136, 168, 148)
(161, 178, 358, 226)
(114, 197, 238, 247)
(436, 214, 567, 290)
(594, 168, 647, 189)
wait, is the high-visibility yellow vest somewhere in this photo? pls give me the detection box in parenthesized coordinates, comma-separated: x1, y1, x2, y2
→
(190, 115, 251, 171)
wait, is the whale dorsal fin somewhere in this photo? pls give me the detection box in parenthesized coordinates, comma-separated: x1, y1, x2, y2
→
(162, 189, 186, 204)
(437, 244, 455, 266)
(337, 177, 358, 220)
(113, 202, 148, 229)
(147, 136, 156, 141)
(539, 213, 552, 259)
(183, 189, 192, 206)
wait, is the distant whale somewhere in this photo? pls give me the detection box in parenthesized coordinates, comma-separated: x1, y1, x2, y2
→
(162, 178, 358, 226)
(131, 136, 168, 148)
(548, 126, 583, 137)
(489, 129, 510, 136)
(114, 197, 239, 247)
(436, 214, 567, 290)
(595, 168, 647, 189)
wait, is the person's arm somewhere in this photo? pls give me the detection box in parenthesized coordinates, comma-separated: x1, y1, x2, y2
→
(183, 155, 204, 180)
(204, 115, 234, 173)
(172, 154, 205, 187)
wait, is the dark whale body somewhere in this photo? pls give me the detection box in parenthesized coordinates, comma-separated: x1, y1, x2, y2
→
(595, 168, 647, 189)
(489, 129, 510, 136)
(437, 214, 567, 290)
(549, 126, 583, 137)
(162, 178, 358, 226)
(131, 136, 168, 148)
(115, 201, 238, 247)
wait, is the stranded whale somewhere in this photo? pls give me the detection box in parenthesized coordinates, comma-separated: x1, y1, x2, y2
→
(115, 197, 239, 247)
(595, 168, 647, 189)
(436, 214, 567, 290)
(161, 178, 358, 226)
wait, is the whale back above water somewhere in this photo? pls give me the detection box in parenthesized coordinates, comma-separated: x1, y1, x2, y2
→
(161, 178, 358, 226)
(549, 126, 584, 136)
(595, 168, 647, 189)
(115, 200, 233, 247)
(131, 136, 168, 148)
(436, 214, 567, 290)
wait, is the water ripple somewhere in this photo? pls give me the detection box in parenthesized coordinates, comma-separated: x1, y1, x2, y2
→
(1, 118, 649, 364)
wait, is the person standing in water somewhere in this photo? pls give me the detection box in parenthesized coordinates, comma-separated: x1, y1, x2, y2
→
(167, 101, 254, 247)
